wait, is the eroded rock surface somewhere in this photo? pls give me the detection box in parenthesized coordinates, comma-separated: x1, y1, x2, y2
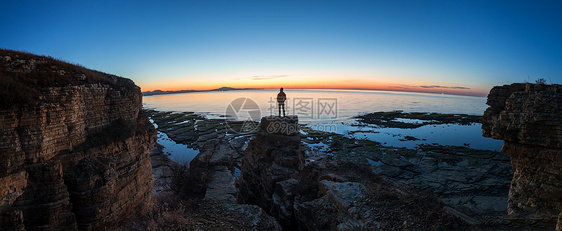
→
(237, 116, 304, 212)
(483, 83, 562, 227)
(0, 50, 156, 230)
(235, 116, 463, 230)
(181, 124, 283, 230)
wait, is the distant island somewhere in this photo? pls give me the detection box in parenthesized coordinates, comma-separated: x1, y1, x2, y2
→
(142, 86, 263, 96)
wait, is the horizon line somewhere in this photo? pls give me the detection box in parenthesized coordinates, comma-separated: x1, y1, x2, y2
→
(142, 86, 488, 97)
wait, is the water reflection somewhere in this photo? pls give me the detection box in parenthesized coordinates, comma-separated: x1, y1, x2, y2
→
(143, 89, 489, 123)
(156, 131, 199, 164)
(144, 89, 502, 152)
(331, 123, 503, 151)
(150, 118, 199, 164)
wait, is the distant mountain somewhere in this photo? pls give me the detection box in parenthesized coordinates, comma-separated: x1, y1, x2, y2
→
(214, 87, 237, 91)
(142, 87, 262, 96)
(142, 89, 198, 96)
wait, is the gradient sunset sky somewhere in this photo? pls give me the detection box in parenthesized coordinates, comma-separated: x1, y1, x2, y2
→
(1, 0, 561, 96)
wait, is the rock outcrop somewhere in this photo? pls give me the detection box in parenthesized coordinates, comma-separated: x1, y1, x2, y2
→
(483, 83, 562, 225)
(237, 116, 463, 230)
(0, 50, 156, 230)
(189, 134, 283, 230)
(237, 116, 303, 214)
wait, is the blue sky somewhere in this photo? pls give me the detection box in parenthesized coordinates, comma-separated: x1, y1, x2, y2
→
(1, 0, 561, 96)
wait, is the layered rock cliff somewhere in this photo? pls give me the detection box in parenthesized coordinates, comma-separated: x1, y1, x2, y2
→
(0, 49, 156, 230)
(483, 83, 562, 228)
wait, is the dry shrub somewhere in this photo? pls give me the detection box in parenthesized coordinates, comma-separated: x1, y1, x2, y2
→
(170, 164, 210, 201)
(120, 192, 190, 231)
(120, 163, 211, 230)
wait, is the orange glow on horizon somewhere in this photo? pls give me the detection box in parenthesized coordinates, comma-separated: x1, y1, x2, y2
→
(141, 80, 488, 97)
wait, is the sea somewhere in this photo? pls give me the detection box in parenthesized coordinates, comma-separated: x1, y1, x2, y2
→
(143, 89, 503, 164)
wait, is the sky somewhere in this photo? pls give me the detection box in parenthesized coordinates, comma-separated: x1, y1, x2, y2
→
(1, 0, 562, 97)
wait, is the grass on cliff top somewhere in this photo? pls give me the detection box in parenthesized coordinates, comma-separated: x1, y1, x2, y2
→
(0, 49, 137, 109)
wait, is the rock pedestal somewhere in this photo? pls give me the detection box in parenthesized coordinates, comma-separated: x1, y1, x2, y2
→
(188, 128, 283, 230)
(483, 83, 562, 223)
(237, 116, 303, 218)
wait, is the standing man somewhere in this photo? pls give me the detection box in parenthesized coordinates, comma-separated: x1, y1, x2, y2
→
(277, 87, 286, 117)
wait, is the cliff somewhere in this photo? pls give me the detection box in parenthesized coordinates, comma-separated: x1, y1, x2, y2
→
(0, 49, 156, 230)
(483, 83, 562, 228)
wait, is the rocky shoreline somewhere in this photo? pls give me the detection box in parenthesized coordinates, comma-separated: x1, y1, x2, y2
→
(135, 108, 562, 230)
(2, 50, 558, 230)
(355, 111, 482, 128)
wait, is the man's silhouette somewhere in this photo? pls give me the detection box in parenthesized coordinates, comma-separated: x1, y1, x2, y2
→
(277, 88, 286, 117)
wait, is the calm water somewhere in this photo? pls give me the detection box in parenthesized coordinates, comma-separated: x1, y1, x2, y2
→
(143, 89, 488, 122)
(149, 120, 199, 164)
(144, 89, 503, 163)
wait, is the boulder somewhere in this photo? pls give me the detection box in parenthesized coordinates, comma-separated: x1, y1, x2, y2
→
(293, 195, 336, 230)
(203, 167, 237, 204)
(190, 139, 240, 170)
(319, 180, 368, 230)
(271, 179, 299, 228)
